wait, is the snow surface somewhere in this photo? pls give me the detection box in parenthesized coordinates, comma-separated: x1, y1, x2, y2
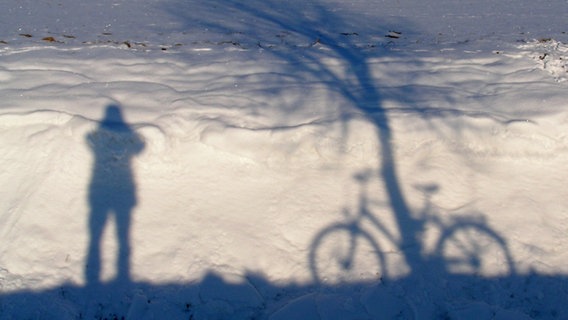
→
(1, 0, 568, 319)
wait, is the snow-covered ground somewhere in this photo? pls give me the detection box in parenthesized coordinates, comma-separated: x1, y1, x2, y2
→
(1, 0, 568, 319)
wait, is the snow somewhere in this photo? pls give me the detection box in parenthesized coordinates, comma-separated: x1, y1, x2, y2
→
(1, 0, 568, 319)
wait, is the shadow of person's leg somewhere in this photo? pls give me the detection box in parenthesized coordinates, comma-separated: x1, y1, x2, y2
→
(115, 206, 132, 283)
(85, 207, 108, 286)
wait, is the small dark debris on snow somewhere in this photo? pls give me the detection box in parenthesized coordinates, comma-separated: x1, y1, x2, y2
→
(341, 32, 359, 36)
(385, 31, 402, 39)
(19, 33, 33, 38)
(102, 32, 113, 36)
(220, 40, 243, 47)
(63, 34, 76, 39)
(123, 41, 131, 48)
(0, 40, 7, 44)
(42, 36, 57, 42)
(538, 38, 552, 43)
(257, 42, 274, 49)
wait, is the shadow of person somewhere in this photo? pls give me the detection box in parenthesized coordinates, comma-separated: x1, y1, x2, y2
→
(85, 105, 145, 286)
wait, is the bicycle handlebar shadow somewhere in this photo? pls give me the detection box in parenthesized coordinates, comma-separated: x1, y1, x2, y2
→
(85, 104, 145, 286)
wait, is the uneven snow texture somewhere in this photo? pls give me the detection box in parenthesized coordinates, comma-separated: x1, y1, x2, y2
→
(1, 0, 568, 319)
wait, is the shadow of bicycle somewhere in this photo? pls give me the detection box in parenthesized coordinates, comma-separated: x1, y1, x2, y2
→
(309, 169, 516, 286)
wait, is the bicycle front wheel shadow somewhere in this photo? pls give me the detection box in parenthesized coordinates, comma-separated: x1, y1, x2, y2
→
(309, 224, 387, 286)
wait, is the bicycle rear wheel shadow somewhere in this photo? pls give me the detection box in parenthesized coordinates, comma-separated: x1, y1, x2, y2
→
(433, 216, 516, 276)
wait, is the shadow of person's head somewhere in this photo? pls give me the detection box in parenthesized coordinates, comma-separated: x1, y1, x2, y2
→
(99, 104, 129, 130)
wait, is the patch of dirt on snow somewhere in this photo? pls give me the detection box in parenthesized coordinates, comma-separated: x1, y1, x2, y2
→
(519, 39, 568, 82)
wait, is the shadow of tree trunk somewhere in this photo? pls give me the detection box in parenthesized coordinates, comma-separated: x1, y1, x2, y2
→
(164, 0, 426, 275)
